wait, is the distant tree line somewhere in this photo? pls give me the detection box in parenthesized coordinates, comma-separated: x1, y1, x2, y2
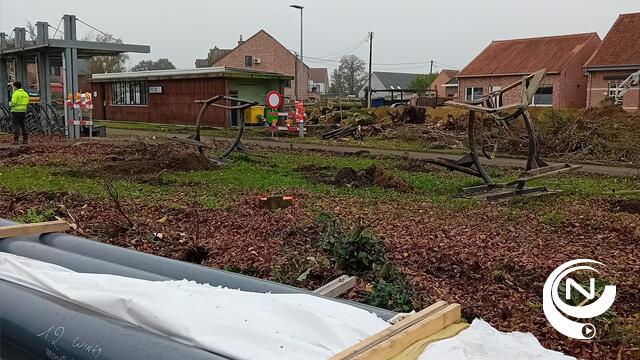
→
(131, 58, 176, 72)
(328, 54, 441, 96)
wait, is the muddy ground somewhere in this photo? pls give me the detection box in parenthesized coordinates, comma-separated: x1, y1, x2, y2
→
(297, 163, 411, 192)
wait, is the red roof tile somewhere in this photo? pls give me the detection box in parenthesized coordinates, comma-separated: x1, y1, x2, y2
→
(309, 68, 329, 83)
(458, 33, 600, 77)
(585, 13, 640, 68)
(440, 69, 459, 78)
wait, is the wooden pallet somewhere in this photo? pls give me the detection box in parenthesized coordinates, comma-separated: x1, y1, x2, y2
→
(330, 301, 463, 360)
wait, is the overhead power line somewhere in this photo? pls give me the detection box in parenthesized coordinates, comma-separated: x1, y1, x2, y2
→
(309, 36, 370, 60)
(433, 60, 460, 70)
(75, 17, 122, 43)
(306, 56, 458, 69)
(50, 17, 64, 39)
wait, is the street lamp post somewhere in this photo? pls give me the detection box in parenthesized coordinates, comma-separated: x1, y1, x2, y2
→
(290, 4, 303, 100)
(290, 4, 305, 138)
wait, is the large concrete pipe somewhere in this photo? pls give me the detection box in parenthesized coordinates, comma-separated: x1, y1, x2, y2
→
(0, 280, 224, 360)
(0, 236, 168, 281)
(36, 232, 395, 319)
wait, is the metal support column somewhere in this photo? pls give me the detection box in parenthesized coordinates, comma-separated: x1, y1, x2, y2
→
(13, 28, 27, 86)
(0, 32, 8, 104)
(36, 22, 51, 106)
(63, 15, 80, 139)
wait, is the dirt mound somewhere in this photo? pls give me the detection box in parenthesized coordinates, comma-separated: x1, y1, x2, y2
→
(611, 199, 640, 215)
(70, 142, 217, 182)
(0, 146, 32, 159)
(298, 164, 410, 192)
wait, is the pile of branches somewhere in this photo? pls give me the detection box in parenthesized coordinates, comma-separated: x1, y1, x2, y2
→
(318, 105, 430, 141)
(480, 101, 640, 163)
(535, 103, 640, 163)
(389, 106, 427, 125)
(305, 100, 365, 125)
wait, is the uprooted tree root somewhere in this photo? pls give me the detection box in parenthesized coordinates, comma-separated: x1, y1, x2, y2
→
(298, 164, 411, 192)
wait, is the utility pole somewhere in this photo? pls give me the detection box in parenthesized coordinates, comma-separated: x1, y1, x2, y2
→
(430, 60, 434, 75)
(368, 32, 373, 108)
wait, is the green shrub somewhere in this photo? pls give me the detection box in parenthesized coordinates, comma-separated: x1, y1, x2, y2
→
(367, 273, 414, 312)
(319, 217, 387, 274)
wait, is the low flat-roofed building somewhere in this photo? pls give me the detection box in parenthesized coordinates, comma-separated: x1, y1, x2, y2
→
(91, 67, 292, 126)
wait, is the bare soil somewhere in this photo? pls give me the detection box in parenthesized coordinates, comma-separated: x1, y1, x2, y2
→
(297, 163, 411, 192)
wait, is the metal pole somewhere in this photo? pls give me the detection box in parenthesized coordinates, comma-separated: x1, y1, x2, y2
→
(299, 7, 303, 101)
(298, 7, 305, 138)
(300, 8, 303, 68)
(430, 60, 433, 75)
(294, 53, 299, 100)
(368, 32, 373, 108)
(0, 32, 8, 105)
(290, 5, 304, 101)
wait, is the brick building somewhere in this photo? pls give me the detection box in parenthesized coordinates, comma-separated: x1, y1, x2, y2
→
(196, 30, 309, 100)
(430, 70, 458, 100)
(584, 12, 640, 110)
(309, 68, 329, 96)
(457, 33, 601, 108)
(90, 67, 291, 126)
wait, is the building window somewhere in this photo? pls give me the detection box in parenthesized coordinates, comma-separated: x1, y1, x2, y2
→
(245, 56, 253, 67)
(465, 87, 483, 101)
(489, 85, 502, 106)
(532, 85, 553, 106)
(608, 83, 622, 101)
(283, 79, 292, 88)
(111, 81, 148, 105)
(50, 65, 62, 77)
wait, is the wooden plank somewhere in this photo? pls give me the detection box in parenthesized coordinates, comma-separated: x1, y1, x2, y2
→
(313, 275, 357, 298)
(351, 304, 462, 360)
(390, 322, 469, 360)
(0, 220, 70, 239)
(329, 301, 449, 360)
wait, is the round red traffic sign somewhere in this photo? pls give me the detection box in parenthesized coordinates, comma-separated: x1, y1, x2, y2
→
(266, 91, 283, 110)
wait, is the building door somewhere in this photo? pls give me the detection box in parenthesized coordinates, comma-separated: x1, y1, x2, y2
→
(97, 83, 107, 120)
(229, 90, 239, 127)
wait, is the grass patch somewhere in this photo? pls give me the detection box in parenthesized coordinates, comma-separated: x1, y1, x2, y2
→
(1, 148, 636, 212)
(529, 174, 639, 198)
(0, 166, 172, 202)
(540, 211, 565, 226)
(16, 208, 56, 223)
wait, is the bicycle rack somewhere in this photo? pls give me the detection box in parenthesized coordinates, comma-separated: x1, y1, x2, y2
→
(0, 104, 11, 133)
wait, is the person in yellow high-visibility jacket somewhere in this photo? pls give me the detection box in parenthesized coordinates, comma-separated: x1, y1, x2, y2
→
(8, 81, 29, 145)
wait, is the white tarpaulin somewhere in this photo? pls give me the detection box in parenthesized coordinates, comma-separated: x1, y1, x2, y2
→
(0, 253, 389, 360)
(419, 319, 577, 360)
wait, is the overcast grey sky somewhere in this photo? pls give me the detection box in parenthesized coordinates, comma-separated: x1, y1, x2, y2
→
(1, 0, 638, 73)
